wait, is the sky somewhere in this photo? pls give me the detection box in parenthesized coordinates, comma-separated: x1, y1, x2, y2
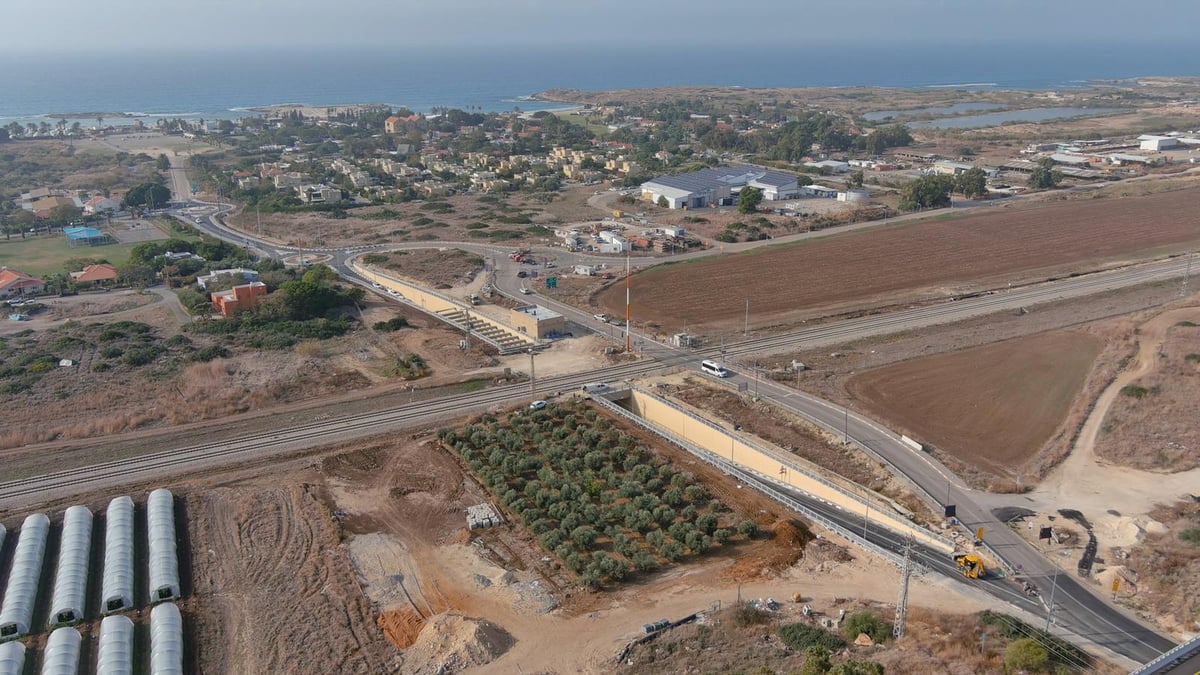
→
(5, 0, 1198, 53)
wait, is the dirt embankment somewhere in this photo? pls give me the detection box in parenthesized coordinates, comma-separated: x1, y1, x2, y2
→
(1093, 309, 1200, 471)
(1117, 500, 1200, 636)
(599, 186, 1200, 332)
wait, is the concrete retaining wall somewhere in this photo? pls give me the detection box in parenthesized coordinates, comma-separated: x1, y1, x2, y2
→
(350, 259, 536, 347)
(627, 387, 954, 554)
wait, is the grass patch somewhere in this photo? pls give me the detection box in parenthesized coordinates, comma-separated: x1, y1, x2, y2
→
(776, 622, 846, 651)
(0, 235, 141, 277)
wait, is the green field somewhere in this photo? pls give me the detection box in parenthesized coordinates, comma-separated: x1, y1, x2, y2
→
(0, 235, 140, 276)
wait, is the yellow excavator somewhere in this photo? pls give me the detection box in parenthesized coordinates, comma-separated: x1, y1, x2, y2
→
(954, 554, 986, 579)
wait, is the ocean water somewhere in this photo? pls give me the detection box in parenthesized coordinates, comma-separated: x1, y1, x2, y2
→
(1, 42, 1197, 124)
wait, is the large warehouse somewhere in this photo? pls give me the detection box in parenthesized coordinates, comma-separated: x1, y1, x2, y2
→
(641, 166, 802, 209)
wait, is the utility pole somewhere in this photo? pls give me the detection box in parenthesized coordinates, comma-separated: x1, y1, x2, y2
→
(753, 359, 759, 398)
(843, 407, 849, 444)
(624, 252, 631, 353)
(528, 348, 536, 398)
(1181, 250, 1194, 298)
(894, 538, 914, 638)
(744, 298, 749, 337)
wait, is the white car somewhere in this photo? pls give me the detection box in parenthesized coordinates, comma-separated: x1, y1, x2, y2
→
(593, 313, 607, 322)
(529, 400, 547, 411)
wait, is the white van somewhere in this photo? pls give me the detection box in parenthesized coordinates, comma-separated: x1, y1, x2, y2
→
(700, 360, 730, 378)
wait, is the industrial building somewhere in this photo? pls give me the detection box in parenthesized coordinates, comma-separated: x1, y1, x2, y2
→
(0, 513, 49, 639)
(49, 506, 92, 626)
(148, 489, 181, 603)
(510, 305, 566, 339)
(102, 496, 135, 614)
(1139, 135, 1181, 151)
(640, 166, 802, 209)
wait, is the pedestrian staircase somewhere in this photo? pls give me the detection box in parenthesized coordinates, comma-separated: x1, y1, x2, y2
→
(435, 307, 532, 354)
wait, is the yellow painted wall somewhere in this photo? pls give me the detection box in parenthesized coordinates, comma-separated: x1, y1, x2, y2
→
(629, 389, 953, 553)
(350, 259, 536, 346)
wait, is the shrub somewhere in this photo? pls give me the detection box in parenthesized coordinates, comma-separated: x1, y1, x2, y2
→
(828, 660, 884, 675)
(1185, 353, 1200, 363)
(191, 345, 229, 362)
(122, 346, 163, 367)
(737, 520, 759, 538)
(842, 611, 889, 643)
(1120, 384, 1149, 398)
(1005, 638, 1049, 671)
(777, 622, 846, 651)
(1180, 528, 1200, 545)
(372, 317, 410, 332)
(732, 603, 772, 627)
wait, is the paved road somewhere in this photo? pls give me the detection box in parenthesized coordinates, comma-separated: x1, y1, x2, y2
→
(49, 179, 1189, 664)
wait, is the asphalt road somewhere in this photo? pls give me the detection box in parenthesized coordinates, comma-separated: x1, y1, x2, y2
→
(25, 176, 1185, 664)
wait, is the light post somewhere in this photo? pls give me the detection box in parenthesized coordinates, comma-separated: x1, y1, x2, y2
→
(1044, 567, 1060, 632)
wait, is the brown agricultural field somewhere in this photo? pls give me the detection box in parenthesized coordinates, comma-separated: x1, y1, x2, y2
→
(845, 331, 1102, 477)
(598, 187, 1200, 331)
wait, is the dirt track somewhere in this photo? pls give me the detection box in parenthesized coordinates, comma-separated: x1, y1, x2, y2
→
(599, 187, 1200, 330)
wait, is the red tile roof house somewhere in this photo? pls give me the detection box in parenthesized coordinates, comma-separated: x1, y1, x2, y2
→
(210, 282, 267, 318)
(0, 269, 45, 299)
(69, 263, 120, 285)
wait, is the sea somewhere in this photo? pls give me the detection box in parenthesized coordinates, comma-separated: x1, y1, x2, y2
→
(2, 42, 1198, 126)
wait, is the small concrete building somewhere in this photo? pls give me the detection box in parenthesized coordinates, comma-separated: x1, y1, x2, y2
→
(510, 305, 566, 339)
(1139, 136, 1180, 151)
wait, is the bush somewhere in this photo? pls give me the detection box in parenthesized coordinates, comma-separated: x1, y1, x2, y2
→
(1120, 384, 1149, 398)
(1180, 528, 1200, 545)
(122, 346, 163, 367)
(1005, 638, 1050, 671)
(1185, 353, 1200, 363)
(372, 317, 410, 332)
(842, 611, 889, 643)
(777, 622, 846, 651)
(191, 345, 229, 362)
(732, 603, 772, 627)
(737, 520, 759, 538)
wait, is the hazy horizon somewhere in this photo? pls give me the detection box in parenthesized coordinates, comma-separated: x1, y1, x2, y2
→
(7, 0, 1200, 54)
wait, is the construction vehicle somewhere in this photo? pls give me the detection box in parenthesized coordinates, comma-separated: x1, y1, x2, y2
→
(953, 553, 986, 579)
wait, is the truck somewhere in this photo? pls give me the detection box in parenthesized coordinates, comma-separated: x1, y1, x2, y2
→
(953, 553, 986, 579)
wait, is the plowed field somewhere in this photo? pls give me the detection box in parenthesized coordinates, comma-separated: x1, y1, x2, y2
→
(845, 330, 1102, 476)
(599, 187, 1200, 330)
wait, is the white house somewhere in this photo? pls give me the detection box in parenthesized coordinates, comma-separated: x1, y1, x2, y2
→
(83, 196, 120, 215)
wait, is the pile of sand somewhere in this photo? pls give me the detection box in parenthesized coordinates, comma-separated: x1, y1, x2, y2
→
(1094, 513, 1167, 549)
(409, 613, 514, 672)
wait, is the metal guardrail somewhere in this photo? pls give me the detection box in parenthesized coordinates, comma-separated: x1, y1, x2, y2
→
(628, 386, 954, 552)
(1129, 633, 1200, 675)
(590, 395, 906, 567)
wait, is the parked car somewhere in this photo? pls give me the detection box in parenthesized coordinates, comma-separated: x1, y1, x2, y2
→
(529, 400, 547, 411)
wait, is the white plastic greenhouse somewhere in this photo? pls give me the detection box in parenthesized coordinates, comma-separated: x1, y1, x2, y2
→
(96, 614, 134, 675)
(147, 489, 180, 603)
(150, 602, 184, 675)
(41, 626, 81, 675)
(101, 496, 135, 614)
(0, 641, 25, 675)
(0, 513, 50, 640)
(49, 506, 93, 626)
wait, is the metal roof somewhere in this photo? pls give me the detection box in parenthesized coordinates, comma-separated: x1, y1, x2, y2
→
(643, 165, 797, 194)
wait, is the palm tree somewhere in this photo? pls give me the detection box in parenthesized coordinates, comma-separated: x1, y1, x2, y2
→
(96, 116, 104, 129)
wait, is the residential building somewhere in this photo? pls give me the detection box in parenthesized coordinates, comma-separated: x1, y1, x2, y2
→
(297, 184, 342, 204)
(83, 196, 120, 215)
(69, 263, 119, 284)
(211, 282, 267, 317)
(0, 269, 44, 298)
(197, 268, 259, 290)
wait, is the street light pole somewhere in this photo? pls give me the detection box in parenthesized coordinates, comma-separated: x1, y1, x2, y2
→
(528, 348, 536, 398)
(1045, 567, 1060, 632)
